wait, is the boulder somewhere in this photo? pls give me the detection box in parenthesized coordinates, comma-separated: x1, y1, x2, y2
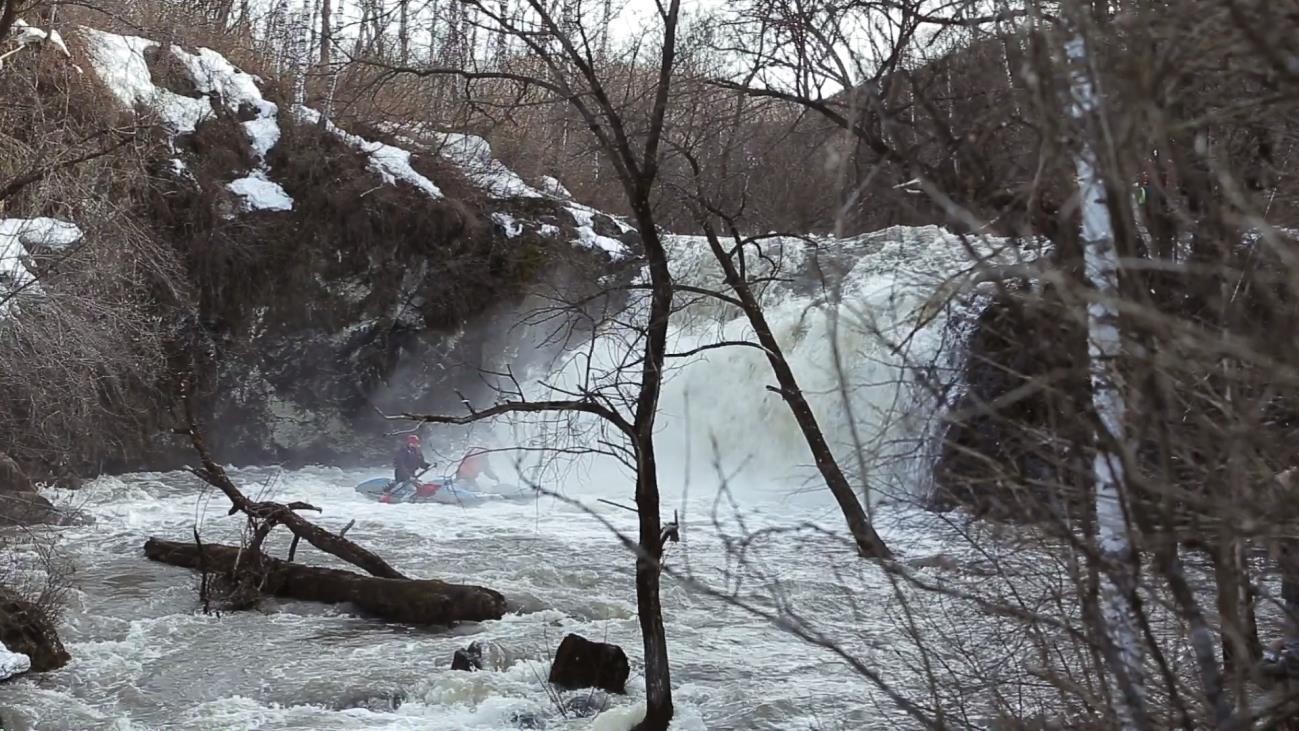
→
(0, 454, 59, 527)
(451, 643, 483, 672)
(511, 710, 547, 729)
(547, 634, 629, 695)
(451, 639, 513, 672)
(0, 587, 70, 673)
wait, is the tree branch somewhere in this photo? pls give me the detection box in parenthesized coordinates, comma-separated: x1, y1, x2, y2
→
(180, 378, 406, 580)
(395, 398, 635, 438)
(0, 130, 138, 204)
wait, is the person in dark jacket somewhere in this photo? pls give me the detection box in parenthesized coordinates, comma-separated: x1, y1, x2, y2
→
(391, 434, 430, 492)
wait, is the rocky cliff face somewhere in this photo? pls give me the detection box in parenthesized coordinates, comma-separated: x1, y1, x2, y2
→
(6, 27, 640, 474)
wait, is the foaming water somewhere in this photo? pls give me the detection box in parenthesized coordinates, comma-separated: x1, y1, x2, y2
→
(2, 464, 978, 730)
(480, 226, 1029, 511)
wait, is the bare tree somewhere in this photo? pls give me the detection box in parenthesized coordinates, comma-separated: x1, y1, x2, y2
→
(370, 0, 692, 725)
(670, 138, 893, 555)
(1059, 6, 1145, 728)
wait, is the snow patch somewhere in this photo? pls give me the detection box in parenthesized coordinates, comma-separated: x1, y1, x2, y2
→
(11, 19, 47, 47)
(81, 34, 292, 213)
(0, 218, 84, 250)
(0, 642, 31, 681)
(437, 133, 542, 199)
(8, 19, 67, 57)
(170, 46, 281, 162)
(294, 106, 442, 199)
(0, 218, 82, 313)
(228, 173, 294, 212)
(243, 116, 280, 160)
(491, 212, 523, 238)
(540, 175, 572, 199)
(47, 29, 71, 57)
(169, 46, 292, 213)
(169, 47, 264, 111)
(80, 29, 212, 134)
(566, 206, 629, 258)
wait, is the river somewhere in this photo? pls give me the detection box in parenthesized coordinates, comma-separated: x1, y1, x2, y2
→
(3, 465, 990, 730)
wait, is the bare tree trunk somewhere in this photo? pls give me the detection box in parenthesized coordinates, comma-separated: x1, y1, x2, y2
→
(399, 0, 410, 63)
(1062, 23, 1148, 731)
(629, 217, 675, 731)
(318, 0, 331, 66)
(0, 0, 20, 42)
(353, 1, 369, 59)
(1158, 543, 1230, 723)
(696, 225, 891, 559)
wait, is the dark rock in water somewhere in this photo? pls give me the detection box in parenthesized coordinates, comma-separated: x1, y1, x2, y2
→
(451, 639, 513, 672)
(0, 454, 59, 527)
(452, 644, 483, 671)
(547, 634, 629, 695)
(510, 711, 546, 729)
(0, 587, 70, 672)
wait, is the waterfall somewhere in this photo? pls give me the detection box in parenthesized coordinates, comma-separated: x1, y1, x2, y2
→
(465, 225, 1034, 513)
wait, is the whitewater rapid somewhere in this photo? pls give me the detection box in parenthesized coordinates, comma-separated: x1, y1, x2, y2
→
(0, 226, 1039, 729)
(3, 467, 970, 730)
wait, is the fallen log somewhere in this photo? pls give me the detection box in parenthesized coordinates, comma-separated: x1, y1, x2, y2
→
(144, 538, 507, 625)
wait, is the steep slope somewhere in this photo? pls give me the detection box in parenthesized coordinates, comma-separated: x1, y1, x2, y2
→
(5, 26, 641, 473)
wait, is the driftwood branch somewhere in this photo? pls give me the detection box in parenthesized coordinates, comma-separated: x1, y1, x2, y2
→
(180, 377, 407, 580)
(145, 538, 507, 624)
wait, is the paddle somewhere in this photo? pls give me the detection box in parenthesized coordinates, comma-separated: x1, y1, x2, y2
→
(387, 462, 436, 500)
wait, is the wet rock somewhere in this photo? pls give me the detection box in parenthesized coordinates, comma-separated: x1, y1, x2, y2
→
(0, 454, 59, 527)
(0, 587, 70, 673)
(511, 711, 546, 729)
(451, 639, 513, 672)
(547, 634, 629, 695)
(451, 644, 483, 671)
(931, 288, 1090, 521)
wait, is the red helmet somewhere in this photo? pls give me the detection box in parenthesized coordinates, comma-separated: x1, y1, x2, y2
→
(406, 435, 421, 446)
